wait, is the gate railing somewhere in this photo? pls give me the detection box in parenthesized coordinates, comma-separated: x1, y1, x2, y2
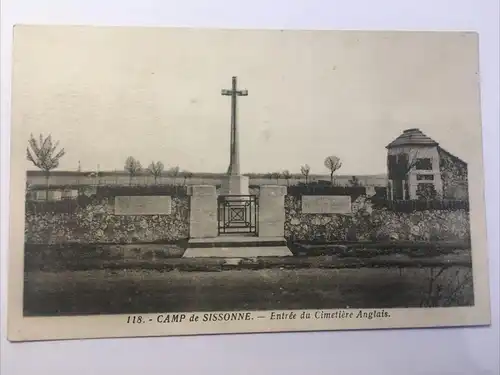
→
(217, 195, 258, 235)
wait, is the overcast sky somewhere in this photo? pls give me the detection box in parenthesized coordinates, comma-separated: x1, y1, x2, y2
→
(11, 26, 482, 175)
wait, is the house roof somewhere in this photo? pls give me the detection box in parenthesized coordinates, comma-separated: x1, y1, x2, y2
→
(437, 146, 467, 166)
(386, 128, 439, 148)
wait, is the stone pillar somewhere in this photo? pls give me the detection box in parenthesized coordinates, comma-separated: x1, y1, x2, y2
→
(188, 185, 218, 238)
(258, 185, 287, 238)
(408, 173, 418, 200)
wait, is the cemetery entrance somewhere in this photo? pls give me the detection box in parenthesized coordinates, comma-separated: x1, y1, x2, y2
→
(217, 195, 258, 235)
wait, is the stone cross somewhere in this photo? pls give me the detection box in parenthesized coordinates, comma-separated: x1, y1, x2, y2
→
(221, 76, 248, 176)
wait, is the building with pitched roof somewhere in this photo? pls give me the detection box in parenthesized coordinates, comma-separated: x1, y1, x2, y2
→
(386, 128, 468, 200)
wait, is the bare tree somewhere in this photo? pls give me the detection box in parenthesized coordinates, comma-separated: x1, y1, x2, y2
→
(419, 267, 473, 307)
(399, 150, 420, 176)
(26, 133, 66, 200)
(124, 156, 142, 185)
(147, 161, 164, 184)
(282, 170, 292, 186)
(324, 155, 342, 185)
(300, 164, 311, 184)
(167, 166, 180, 185)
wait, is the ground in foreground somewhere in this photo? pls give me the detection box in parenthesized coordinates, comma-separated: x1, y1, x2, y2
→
(24, 266, 473, 316)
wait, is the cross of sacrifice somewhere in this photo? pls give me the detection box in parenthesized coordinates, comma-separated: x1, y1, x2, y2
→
(221, 76, 248, 176)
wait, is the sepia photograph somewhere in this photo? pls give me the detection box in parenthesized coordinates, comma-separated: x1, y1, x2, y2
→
(7, 25, 491, 341)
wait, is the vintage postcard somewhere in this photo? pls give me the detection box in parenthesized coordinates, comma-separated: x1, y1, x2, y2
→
(7, 26, 491, 342)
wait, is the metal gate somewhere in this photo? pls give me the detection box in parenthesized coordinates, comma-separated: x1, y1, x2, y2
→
(217, 195, 258, 235)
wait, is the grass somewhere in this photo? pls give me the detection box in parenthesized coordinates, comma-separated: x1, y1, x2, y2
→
(23, 266, 474, 316)
(24, 242, 472, 272)
(25, 254, 473, 273)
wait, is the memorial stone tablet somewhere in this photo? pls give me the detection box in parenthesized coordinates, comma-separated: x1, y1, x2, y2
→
(114, 196, 172, 215)
(301, 195, 352, 214)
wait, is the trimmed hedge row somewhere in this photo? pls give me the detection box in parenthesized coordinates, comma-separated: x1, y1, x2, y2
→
(370, 198, 470, 213)
(287, 183, 366, 200)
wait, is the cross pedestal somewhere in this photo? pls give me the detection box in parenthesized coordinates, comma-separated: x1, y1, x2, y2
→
(220, 175, 249, 195)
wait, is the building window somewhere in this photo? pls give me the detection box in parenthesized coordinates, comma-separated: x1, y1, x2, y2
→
(416, 183, 437, 200)
(388, 153, 409, 180)
(415, 158, 433, 170)
(417, 174, 434, 181)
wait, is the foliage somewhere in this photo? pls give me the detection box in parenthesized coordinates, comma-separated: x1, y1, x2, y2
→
(167, 166, 180, 176)
(124, 157, 142, 185)
(270, 171, 281, 183)
(348, 176, 361, 187)
(300, 164, 311, 183)
(284, 194, 471, 243)
(369, 197, 469, 213)
(25, 184, 189, 215)
(147, 161, 164, 183)
(287, 182, 366, 200)
(324, 155, 342, 184)
(25, 196, 190, 244)
(182, 171, 194, 185)
(26, 133, 66, 172)
(388, 150, 421, 180)
(416, 183, 438, 200)
(419, 267, 474, 307)
(438, 147, 469, 200)
(165, 166, 180, 183)
(96, 184, 188, 198)
(282, 170, 292, 185)
(373, 186, 388, 199)
(26, 133, 66, 200)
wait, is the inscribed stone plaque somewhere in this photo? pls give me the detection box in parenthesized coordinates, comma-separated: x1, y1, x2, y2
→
(301, 195, 352, 214)
(114, 196, 172, 215)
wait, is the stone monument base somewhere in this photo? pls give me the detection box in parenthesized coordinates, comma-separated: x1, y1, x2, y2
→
(220, 175, 250, 195)
(183, 236, 293, 258)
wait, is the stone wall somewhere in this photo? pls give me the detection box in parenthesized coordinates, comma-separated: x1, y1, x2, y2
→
(438, 147, 469, 200)
(284, 195, 470, 242)
(26, 192, 471, 245)
(25, 196, 190, 244)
